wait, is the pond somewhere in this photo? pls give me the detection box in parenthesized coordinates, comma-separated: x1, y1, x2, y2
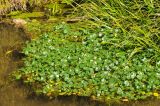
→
(0, 22, 160, 106)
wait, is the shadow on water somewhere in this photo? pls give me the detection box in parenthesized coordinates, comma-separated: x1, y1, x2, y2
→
(0, 22, 160, 106)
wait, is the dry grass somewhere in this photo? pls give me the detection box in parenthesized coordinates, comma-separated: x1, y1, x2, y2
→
(0, 0, 59, 15)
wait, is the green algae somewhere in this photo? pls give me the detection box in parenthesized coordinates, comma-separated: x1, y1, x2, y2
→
(11, 12, 45, 19)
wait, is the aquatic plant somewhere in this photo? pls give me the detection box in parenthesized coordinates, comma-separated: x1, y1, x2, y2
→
(10, 0, 160, 102)
(14, 22, 160, 101)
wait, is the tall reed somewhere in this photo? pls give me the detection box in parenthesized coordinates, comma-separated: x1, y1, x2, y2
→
(80, 0, 160, 54)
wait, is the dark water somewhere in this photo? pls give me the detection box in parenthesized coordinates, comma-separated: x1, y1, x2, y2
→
(0, 22, 160, 106)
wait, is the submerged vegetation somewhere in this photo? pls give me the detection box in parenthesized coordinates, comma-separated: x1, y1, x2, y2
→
(1, 0, 160, 103)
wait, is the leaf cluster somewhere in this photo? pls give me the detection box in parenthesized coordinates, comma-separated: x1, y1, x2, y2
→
(15, 22, 160, 101)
